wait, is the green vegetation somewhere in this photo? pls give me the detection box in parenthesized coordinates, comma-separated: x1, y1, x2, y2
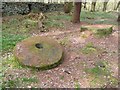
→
(85, 60, 110, 76)
(94, 27, 113, 38)
(2, 56, 24, 69)
(2, 10, 116, 53)
(2, 56, 38, 88)
(80, 25, 113, 38)
(84, 60, 118, 87)
(81, 33, 88, 38)
(21, 77, 38, 83)
(59, 37, 69, 46)
(46, 13, 71, 21)
(81, 11, 117, 25)
(60, 75, 64, 80)
(46, 10, 117, 25)
(43, 12, 72, 28)
(2, 79, 20, 88)
(2, 34, 27, 52)
(85, 64, 109, 76)
(2, 76, 38, 88)
(43, 20, 64, 28)
(74, 81, 81, 89)
(81, 42, 97, 54)
(2, 17, 38, 53)
(2, 9, 118, 88)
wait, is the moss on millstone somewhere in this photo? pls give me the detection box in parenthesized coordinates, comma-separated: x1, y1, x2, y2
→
(13, 36, 63, 70)
(80, 25, 113, 37)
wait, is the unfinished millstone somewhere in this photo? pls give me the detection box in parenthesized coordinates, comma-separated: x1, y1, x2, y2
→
(13, 36, 63, 70)
(80, 25, 113, 37)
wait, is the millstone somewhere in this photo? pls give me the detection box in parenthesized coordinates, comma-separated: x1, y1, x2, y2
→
(13, 36, 63, 69)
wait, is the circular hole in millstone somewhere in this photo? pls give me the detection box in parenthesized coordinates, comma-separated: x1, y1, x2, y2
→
(35, 43, 43, 49)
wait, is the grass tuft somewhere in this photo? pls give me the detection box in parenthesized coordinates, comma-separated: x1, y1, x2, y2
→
(2, 56, 24, 69)
(85, 60, 110, 76)
(21, 77, 38, 83)
(81, 42, 97, 55)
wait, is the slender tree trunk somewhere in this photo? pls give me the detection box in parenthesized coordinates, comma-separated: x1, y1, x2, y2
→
(91, 0, 97, 12)
(83, 0, 87, 9)
(118, 14, 120, 22)
(114, 0, 117, 10)
(103, 0, 109, 11)
(72, 2, 82, 23)
(118, 6, 120, 22)
(115, 1, 120, 10)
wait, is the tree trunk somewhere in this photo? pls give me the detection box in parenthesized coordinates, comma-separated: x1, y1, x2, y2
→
(118, 14, 120, 22)
(91, 0, 97, 12)
(64, 2, 73, 13)
(72, 2, 82, 23)
(103, 0, 109, 11)
(118, 7, 120, 22)
(83, 0, 87, 9)
(115, 1, 120, 10)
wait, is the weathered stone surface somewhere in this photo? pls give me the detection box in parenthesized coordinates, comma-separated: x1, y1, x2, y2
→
(13, 36, 63, 69)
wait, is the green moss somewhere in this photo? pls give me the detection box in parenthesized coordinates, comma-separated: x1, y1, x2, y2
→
(13, 36, 63, 70)
(85, 60, 110, 76)
(81, 42, 97, 55)
(13, 49, 64, 70)
(80, 26, 113, 38)
(36, 53, 64, 70)
(94, 27, 113, 38)
(81, 33, 88, 38)
(80, 26, 88, 32)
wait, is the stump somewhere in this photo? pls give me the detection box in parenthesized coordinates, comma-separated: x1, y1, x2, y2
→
(13, 36, 63, 70)
(80, 25, 113, 37)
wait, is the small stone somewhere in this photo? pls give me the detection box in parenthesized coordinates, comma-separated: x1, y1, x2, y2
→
(27, 86, 31, 88)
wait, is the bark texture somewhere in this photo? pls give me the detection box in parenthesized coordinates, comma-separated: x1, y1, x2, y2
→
(72, 2, 82, 23)
(103, 0, 109, 11)
(115, 1, 120, 10)
(91, 0, 97, 12)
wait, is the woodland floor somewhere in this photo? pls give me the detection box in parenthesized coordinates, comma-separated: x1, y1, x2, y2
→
(1, 10, 119, 88)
